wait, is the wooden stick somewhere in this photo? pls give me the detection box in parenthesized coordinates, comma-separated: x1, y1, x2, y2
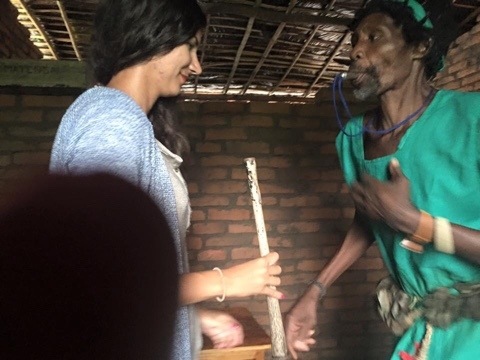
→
(244, 157, 288, 358)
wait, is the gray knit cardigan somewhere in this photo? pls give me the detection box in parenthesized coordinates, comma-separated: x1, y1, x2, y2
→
(49, 86, 195, 359)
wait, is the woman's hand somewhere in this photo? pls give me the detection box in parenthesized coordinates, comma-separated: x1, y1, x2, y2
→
(223, 251, 284, 299)
(198, 309, 244, 349)
(178, 252, 283, 305)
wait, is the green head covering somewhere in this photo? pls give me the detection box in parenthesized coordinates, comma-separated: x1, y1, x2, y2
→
(391, 0, 445, 70)
(392, 0, 433, 29)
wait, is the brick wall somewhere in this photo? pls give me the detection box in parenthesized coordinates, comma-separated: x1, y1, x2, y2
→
(435, 14, 480, 91)
(0, 0, 42, 59)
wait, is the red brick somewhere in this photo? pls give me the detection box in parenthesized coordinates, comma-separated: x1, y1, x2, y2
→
(196, 168, 228, 180)
(22, 95, 74, 108)
(202, 102, 246, 114)
(190, 209, 206, 221)
(304, 130, 338, 142)
(257, 183, 294, 194)
(297, 259, 327, 272)
(197, 115, 227, 126)
(231, 247, 260, 260)
(350, 258, 384, 270)
(200, 155, 245, 167)
(13, 151, 50, 165)
(187, 236, 203, 250)
(226, 141, 270, 154)
(197, 249, 227, 261)
(273, 144, 309, 155)
(190, 195, 230, 207)
(0, 95, 16, 107)
(299, 208, 341, 220)
(277, 221, 321, 234)
(201, 181, 246, 194)
(205, 128, 247, 140)
(231, 115, 273, 127)
(205, 236, 251, 247)
(190, 222, 227, 235)
(207, 208, 250, 221)
(228, 223, 257, 233)
(249, 102, 291, 114)
(195, 142, 222, 153)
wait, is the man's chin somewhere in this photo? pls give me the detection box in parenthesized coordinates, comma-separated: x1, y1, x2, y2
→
(352, 83, 379, 101)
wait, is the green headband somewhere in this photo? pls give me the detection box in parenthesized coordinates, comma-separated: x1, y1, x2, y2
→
(392, 0, 445, 71)
(392, 0, 433, 29)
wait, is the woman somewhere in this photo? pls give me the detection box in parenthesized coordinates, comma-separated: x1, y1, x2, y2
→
(49, 0, 283, 359)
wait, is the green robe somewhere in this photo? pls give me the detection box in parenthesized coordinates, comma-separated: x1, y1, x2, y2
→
(336, 89, 480, 359)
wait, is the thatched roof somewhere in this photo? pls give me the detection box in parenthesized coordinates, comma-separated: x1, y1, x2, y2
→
(8, 0, 480, 102)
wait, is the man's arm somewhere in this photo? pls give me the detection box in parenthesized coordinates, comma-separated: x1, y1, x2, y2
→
(351, 159, 480, 265)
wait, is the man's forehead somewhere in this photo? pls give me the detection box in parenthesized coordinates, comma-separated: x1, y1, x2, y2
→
(354, 12, 398, 33)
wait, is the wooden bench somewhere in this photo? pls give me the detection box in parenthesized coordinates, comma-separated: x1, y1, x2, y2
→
(199, 307, 271, 360)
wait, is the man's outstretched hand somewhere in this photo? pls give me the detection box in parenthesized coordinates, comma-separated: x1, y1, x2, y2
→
(285, 293, 317, 359)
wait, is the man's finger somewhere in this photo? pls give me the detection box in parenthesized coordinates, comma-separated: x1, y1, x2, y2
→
(389, 157, 403, 180)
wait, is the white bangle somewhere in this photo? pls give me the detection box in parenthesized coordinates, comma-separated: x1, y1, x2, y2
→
(213, 267, 226, 302)
(433, 217, 455, 254)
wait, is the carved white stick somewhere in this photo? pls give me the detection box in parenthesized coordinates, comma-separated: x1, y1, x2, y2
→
(244, 157, 288, 358)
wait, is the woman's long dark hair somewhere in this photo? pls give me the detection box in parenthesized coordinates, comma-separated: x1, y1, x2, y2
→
(90, 0, 206, 85)
(90, 0, 206, 156)
(351, 0, 458, 80)
(149, 97, 190, 156)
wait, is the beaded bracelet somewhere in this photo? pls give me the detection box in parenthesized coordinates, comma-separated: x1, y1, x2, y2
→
(308, 279, 327, 298)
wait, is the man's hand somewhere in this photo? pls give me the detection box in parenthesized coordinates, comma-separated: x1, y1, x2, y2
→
(350, 158, 417, 233)
(285, 292, 318, 359)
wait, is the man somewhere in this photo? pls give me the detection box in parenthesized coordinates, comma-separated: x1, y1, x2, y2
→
(285, 0, 480, 359)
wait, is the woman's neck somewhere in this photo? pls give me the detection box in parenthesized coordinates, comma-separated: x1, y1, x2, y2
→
(107, 66, 156, 114)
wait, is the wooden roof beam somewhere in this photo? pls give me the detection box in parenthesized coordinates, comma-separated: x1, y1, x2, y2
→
(222, 0, 262, 94)
(56, 0, 82, 60)
(199, 1, 351, 28)
(13, 0, 59, 59)
(240, 0, 299, 95)
(303, 30, 350, 97)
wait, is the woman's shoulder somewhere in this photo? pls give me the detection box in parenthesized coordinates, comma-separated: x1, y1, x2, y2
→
(64, 86, 151, 132)
(73, 86, 143, 116)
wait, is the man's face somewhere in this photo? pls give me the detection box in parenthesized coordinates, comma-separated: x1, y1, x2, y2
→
(348, 12, 416, 100)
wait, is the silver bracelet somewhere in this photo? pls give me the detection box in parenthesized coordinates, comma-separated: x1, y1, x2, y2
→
(213, 267, 226, 302)
(308, 279, 327, 298)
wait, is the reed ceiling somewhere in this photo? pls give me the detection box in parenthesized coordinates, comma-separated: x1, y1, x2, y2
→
(8, 0, 480, 102)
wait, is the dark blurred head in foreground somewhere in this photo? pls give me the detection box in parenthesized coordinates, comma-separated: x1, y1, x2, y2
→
(0, 173, 178, 360)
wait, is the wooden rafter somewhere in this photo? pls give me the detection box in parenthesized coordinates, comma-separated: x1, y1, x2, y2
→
(268, 1, 340, 95)
(199, 1, 351, 27)
(303, 31, 350, 97)
(56, 0, 82, 61)
(222, 0, 262, 94)
(12, 0, 58, 60)
(239, 0, 298, 95)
